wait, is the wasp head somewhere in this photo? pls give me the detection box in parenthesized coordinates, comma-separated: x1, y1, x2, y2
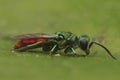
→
(76, 35, 90, 54)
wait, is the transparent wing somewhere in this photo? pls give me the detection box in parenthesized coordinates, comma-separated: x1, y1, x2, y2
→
(13, 33, 58, 40)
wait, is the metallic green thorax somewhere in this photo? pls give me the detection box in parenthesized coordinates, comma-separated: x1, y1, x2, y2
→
(54, 31, 77, 49)
(55, 31, 75, 40)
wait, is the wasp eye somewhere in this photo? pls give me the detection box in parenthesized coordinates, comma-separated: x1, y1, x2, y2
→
(79, 40, 88, 50)
(78, 35, 90, 50)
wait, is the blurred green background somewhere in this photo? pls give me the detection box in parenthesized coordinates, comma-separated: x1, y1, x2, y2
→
(0, 0, 120, 80)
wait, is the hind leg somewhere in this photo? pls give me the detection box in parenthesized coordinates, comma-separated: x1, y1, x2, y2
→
(64, 47, 76, 54)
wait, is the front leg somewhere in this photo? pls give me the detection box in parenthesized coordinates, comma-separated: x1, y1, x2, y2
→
(64, 47, 82, 57)
(64, 47, 76, 54)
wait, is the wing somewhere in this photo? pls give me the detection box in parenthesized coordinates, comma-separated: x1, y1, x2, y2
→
(13, 33, 58, 40)
(13, 38, 49, 51)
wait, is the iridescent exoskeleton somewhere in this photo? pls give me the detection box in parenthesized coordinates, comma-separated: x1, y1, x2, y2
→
(12, 31, 116, 59)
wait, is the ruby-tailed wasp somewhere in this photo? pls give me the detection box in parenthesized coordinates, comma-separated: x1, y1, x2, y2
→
(12, 31, 116, 60)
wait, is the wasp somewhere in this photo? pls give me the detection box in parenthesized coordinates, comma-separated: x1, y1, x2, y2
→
(12, 31, 116, 59)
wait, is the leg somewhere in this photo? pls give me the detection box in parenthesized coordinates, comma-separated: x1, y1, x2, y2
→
(71, 48, 76, 54)
(64, 47, 82, 57)
(64, 47, 76, 54)
(50, 44, 58, 55)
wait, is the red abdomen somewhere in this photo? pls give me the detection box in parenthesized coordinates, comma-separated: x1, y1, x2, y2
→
(14, 38, 48, 49)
